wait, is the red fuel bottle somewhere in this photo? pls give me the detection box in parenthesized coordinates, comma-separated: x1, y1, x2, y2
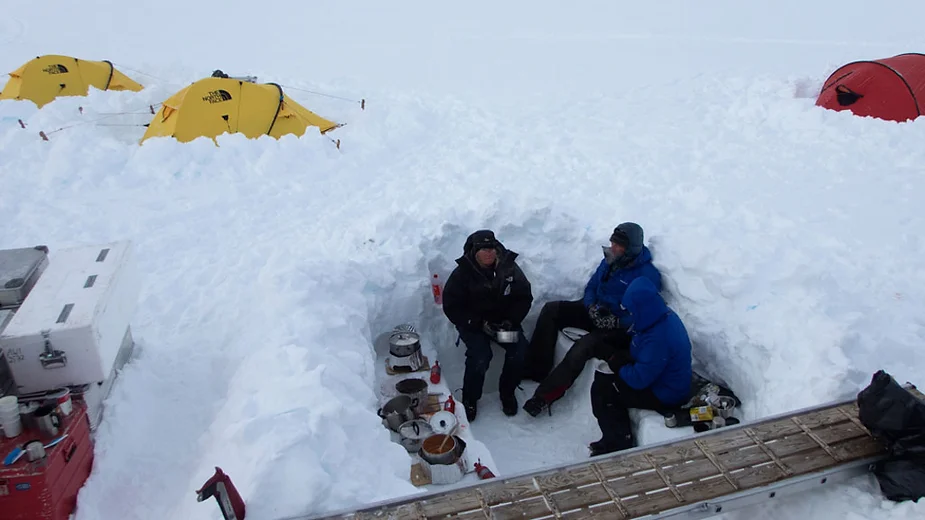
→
(475, 459, 496, 479)
(431, 273, 443, 305)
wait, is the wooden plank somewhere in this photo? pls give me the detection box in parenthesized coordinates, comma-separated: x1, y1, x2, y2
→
(674, 475, 740, 506)
(535, 466, 601, 494)
(663, 457, 725, 484)
(607, 470, 670, 498)
(791, 406, 853, 430)
(644, 441, 707, 467)
(596, 453, 665, 479)
(533, 476, 565, 519)
(644, 452, 685, 503)
(693, 440, 740, 491)
(790, 416, 842, 462)
(472, 488, 493, 519)
(548, 484, 611, 512)
(419, 491, 485, 517)
(837, 406, 873, 436)
(479, 477, 543, 505)
(698, 428, 757, 453)
(742, 428, 793, 476)
(813, 420, 869, 446)
(733, 461, 790, 491)
(491, 496, 553, 519)
(590, 463, 630, 519)
(562, 502, 623, 520)
(719, 445, 775, 471)
(456, 511, 491, 520)
(624, 488, 682, 517)
(830, 436, 886, 460)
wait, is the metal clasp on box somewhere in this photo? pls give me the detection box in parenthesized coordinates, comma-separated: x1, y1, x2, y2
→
(39, 328, 67, 369)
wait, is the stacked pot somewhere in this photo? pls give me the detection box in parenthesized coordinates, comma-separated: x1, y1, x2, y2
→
(378, 326, 468, 484)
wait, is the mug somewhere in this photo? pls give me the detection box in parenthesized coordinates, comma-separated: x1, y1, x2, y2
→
(32, 404, 61, 437)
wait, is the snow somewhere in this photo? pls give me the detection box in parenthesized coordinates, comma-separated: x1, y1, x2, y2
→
(2, 1, 925, 519)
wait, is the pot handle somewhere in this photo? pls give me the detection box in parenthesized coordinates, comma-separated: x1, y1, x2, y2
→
(453, 435, 467, 457)
(410, 397, 419, 408)
(412, 421, 420, 436)
(377, 407, 385, 419)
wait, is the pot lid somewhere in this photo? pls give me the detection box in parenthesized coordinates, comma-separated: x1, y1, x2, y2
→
(429, 411, 458, 435)
(399, 419, 432, 439)
(390, 332, 420, 346)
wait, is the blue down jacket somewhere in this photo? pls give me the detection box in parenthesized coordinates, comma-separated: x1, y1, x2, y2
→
(617, 277, 692, 405)
(583, 246, 662, 327)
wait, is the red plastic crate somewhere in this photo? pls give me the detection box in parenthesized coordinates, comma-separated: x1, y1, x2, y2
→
(0, 401, 94, 520)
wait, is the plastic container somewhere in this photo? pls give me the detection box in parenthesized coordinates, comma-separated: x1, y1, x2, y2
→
(49, 387, 72, 416)
(0, 395, 22, 437)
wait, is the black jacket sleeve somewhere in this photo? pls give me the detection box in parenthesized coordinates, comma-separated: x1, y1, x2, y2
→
(504, 264, 533, 326)
(442, 268, 479, 331)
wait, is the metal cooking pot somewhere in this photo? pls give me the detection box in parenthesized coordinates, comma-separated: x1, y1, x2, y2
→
(378, 395, 418, 432)
(494, 330, 518, 343)
(398, 419, 433, 453)
(389, 330, 422, 357)
(419, 434, 467, 466)
(713, 396, 737, 419)
(484, 322, 518, 343)
(395, 378, 429, 415)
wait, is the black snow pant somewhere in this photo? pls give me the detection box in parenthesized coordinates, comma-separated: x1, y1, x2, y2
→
(458, 326, 528, 404)
(526, 300, 631, 404)
(591, 369, 668, 451)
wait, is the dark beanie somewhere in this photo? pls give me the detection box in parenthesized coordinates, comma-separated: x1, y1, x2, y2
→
(464, 229, 498, 255)
(611, 222, 644, 258)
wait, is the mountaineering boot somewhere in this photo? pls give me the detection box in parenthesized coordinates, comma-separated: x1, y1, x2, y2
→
(523, 396, 548, 417)
(501, 392, 518, 416)
(588, 433, 634, 457)
(588, 439, 609, 455)
(463, 399, 478, 422)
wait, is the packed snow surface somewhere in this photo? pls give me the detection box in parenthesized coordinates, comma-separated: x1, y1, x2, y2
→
(2, 1, 925, 519)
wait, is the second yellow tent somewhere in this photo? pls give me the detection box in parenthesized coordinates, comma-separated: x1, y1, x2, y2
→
(141, 77, 339, 144)
(0, 55, 143, 108)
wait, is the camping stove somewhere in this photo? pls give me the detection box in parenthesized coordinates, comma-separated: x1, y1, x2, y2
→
(388, 328, 424, 371)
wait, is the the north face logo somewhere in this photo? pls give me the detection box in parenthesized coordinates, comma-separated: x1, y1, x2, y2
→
(42, 64, 68, 75)
(202, 90, 232, 104)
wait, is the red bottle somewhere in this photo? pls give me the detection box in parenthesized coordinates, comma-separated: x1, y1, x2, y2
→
(430, 361, 441, 384)
(443, 394, 455, 414)
(431, 273, 443, 305)
(474, 459, 496, 479)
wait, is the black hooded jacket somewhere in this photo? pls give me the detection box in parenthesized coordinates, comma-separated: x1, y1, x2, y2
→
(442, 233, 533, 332)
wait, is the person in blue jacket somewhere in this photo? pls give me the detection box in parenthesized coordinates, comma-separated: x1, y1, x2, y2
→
(589, 276, 692, 456)
(523, 222, 662, 417)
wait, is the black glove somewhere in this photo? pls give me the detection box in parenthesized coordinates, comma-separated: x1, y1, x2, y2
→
(606, 349, 634, 372)
(482, 320, 496, 336)
(589, 304, 617, 330)
(463, 316, 484, 332)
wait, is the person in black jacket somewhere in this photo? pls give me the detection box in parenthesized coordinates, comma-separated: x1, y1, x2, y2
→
(442, 230, 533, 421)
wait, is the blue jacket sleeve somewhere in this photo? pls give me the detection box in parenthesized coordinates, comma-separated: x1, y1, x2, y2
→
(583, 260, 605, 308)
(618, 335, 669, 390)
(646, 265, 663, 292)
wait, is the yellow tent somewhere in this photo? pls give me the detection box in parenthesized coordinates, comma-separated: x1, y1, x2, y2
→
(140, 77, 339, 144)
(0, 55, 143, 108)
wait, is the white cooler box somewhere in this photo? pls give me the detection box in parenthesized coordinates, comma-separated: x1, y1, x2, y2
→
(0, 241, 141, 394)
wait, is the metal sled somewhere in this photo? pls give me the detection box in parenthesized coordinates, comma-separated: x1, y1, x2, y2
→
(301, 384, 922, 520)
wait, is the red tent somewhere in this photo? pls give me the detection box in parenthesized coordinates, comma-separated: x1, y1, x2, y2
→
(816, 53, 925, 122)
